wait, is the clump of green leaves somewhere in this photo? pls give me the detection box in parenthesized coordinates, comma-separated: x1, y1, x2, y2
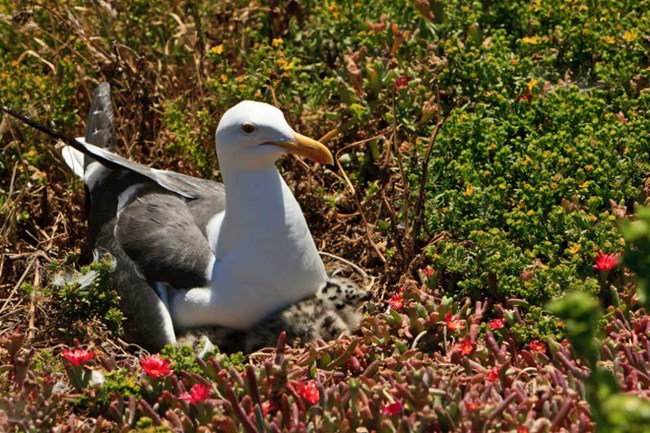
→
(621, 206, 650, 307)
(160, 344, 245, 376)
(49, 257, 124, 338)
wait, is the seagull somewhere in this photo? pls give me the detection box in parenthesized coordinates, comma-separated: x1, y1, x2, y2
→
(2, 83, 333, 351)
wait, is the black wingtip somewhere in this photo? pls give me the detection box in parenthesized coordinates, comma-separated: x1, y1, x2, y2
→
(0, 105, 94, 159)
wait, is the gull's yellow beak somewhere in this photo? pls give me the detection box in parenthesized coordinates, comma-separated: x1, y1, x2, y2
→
(273, 131, 334, 165)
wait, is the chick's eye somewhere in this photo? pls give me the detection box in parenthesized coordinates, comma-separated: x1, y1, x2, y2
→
(241, 123, 257, 134)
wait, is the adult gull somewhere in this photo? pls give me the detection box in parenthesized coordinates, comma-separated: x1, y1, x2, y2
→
(2, 83, 333, 351)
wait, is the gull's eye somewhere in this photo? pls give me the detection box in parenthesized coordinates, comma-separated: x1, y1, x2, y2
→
(240, 123, 257, 134)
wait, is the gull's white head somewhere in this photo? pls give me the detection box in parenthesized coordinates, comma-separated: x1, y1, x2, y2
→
(215, 101, 333, 170)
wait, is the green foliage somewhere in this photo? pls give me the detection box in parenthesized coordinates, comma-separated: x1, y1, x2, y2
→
(49, 257, 124, 338)
(95, 368, 142, 407)
(621, 206, 650, 307)
(160, 344, 245, 376)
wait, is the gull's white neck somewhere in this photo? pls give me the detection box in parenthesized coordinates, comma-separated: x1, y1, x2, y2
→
(200, 164, 327, 328)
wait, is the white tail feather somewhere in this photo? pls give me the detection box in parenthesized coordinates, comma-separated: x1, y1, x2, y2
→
(61, 142, 85, 178)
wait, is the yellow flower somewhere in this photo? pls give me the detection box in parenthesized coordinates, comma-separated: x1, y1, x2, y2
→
(602, 35, 615, 44)
(567, 244, 581, 254)
(527, 78, 538, 93)
(521, 36, 540, 44)
(463, 185, 475, 196)
(220, 74, 228, 83)
(579, 181, 590, 189)
(272, 38, 283, 47)
(210, 44, 224, 55)
(623, 30, 637, 43)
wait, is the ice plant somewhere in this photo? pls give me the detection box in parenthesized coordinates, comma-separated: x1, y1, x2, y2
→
(464, 399, 485, 412)
(61, 347, 95, 390)
(179, 383, 211, 404)
(458, 336, 475, 356)
(595, 251, 621, 272)
(62, 348, 94, 367)
(488, 318, 505, 330)
(395, 75, 410, 89)
(140, 355, 172, 379)
(389, 293, 404, 310)
(381, 401, 403, 416)
(294, 380, 320, 405)
(485, 367, 499, 382)
(444, 312, 465, 332)
(528, 340, 546, 354)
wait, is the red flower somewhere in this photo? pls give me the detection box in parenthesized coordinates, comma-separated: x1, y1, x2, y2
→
(395, 75, 410, 89)
(488, 318, 505, 330)
(61, 348, 94, 367)
(595, 251, 621, 271)
(381, 401, 403, 416)
(179, 383, 211, 404)
(140, 355, 172, 379)
(458, 336, 475, 356)
(421, 268, 434, 277)
(485, 367, 499, 382)
(294, 381, 319, 405)
(464, 399, 484, 412)
(248, 400, 277, 416)
(517, 426, 530, 433)
(528, 340, 546, 354)
(445, 312, 465, 332)
(389, 294, 404, 310)
(518, 92, 532, 102)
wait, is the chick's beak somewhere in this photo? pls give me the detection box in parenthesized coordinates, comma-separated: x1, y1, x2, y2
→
(273, 131, 334, 165)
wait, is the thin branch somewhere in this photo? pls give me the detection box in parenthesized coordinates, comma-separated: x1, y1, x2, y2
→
(27, 259, 41, 340)
(335, 134, 388, 264)
(318, 251, 368, 278)
(411, 85, 447, 265)
(391, 84, 410, 241)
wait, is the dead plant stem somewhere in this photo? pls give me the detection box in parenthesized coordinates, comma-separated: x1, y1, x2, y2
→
(335, 134, 388, 264)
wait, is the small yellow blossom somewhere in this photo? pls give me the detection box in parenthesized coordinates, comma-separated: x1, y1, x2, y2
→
(272, 38, 283, 47)
(567, 244, 581, 254)
(588, 214, 598, 222)
(623, 29, 637, 43)
(526, 210, 534, 216)
(527, 78, 538, 93)
(220, 74, 228, 83)
(463, 185, 475, 196)
(602, 35, 615, 44)
(521, 35, 540, 44)
(210, 44, 224, 55)
(580, 181, 590, 189)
